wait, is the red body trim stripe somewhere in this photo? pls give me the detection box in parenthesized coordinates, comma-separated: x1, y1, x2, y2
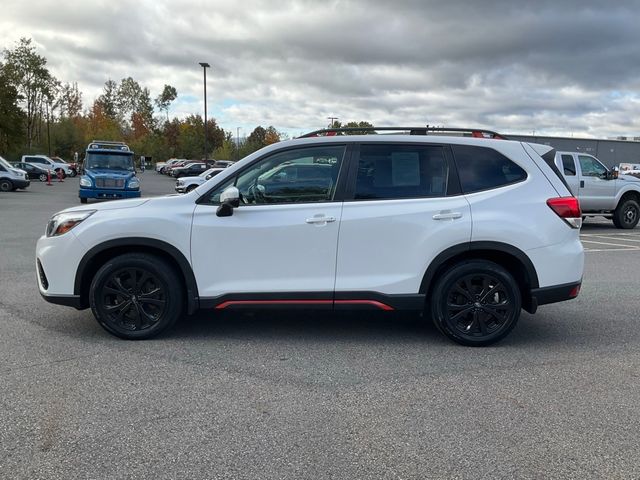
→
(214, 299, 395, 311)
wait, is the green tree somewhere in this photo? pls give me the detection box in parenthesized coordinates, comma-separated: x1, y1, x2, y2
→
(0, 64, 25, 154)
(58, 82, 83, 118)
(96, 79, 118, 120)
(155, 84, 177, 121)
(343, 120, 375, 135)
(3, 37, 59, 149)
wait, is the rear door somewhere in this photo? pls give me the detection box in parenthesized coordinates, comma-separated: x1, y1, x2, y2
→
(559, 153, 580, 196)
(335, 143, 471, 297)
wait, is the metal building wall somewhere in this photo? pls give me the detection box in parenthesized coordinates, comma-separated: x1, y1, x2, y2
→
(507, 135, 640, 168)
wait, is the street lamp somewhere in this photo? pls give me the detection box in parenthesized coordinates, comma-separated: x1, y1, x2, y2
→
(236, 127, 242, 161)
(327, 116, 339, 128)
(199, 62, 210, 161)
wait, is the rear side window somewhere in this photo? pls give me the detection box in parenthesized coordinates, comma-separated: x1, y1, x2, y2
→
(452, 145, 527, 193)
(354, 144, 448, 200)
(561, 155, 576, 175)
(26, 157, 45, 164)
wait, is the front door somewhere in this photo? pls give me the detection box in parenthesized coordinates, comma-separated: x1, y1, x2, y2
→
(191, 144, 348, 299)
(577, 155, 616, 211)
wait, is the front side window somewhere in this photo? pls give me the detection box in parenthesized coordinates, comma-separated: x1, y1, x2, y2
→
(578, 155, 607, 177)
(561, 155, 576, 176)
(25, 157, 45, 164)
(452, 145, 527, 193)
(354, 144, 448, 200)
(204, 145, 345, 205)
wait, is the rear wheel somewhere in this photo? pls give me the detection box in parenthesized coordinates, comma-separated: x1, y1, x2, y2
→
(613, 198, 639, 229)
(39, 173, 48, 182)
(89, 253, 184, 340)
(0, 179, 13, 192)
(69, 169, 77, 177)
(430, 261, 521, 347)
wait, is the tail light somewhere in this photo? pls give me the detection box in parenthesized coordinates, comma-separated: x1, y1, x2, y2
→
(547, 197, 582, 229)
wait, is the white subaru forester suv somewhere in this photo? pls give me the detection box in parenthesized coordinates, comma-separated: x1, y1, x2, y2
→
(36, 127, 584, 346)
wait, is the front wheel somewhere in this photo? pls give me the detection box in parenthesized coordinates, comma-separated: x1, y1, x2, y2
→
(430, 261, 521, 347)
(613, 198, 640, 229)
(80, 197, 88, 204)
(39, 173, 48, 182)
(0, 179, 13, 192)
(69, 169, 77, 177)
(89, 253, 184, 339)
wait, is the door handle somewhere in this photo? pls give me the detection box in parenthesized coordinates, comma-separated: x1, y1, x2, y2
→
(580, 180, 585, 188)
(433, 211, 462, 220)
(305, 215, 336, 224)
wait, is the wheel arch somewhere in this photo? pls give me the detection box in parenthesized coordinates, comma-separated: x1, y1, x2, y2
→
(74, 238, 199, 314)
(420, 242, 540, 314)
(615, 188, 640, 208)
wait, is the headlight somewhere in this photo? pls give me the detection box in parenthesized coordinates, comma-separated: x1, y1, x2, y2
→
(128, 178, 140, 189)
(176, 179, 184, 185)
(79, 177, 92, 187)
(46, 210, 96, 237)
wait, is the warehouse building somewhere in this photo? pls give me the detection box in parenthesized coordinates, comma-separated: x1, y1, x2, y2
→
(507, 134, 640, 168)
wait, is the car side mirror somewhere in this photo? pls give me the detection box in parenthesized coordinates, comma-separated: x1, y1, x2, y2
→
(612, 166, 619, 179)
(216, 186, 240, 217)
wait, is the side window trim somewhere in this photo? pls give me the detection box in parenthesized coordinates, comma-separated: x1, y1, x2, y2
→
(196, 143, 351, 206)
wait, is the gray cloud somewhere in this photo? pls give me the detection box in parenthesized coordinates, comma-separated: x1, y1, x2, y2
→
(2, 0, 640, 137)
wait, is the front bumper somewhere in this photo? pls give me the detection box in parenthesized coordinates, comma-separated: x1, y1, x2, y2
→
(79, 188, 141, 200)
(13, 178, 30, 188)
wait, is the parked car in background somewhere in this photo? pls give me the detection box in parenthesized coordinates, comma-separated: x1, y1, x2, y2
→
(619, 163, 640, 179)
(156, 158, 184, 174)
(555, 151, 640, 228)
(12, 162, 51, 182)
(21, 154, 73, 178)
(175, 167, 225, 193)
(171, 162, 208, 178)
(37, 127, 584, 346)
(164, 160, 189, 175)
(205, 160, 235, 169)
(0, 156, 30, 191)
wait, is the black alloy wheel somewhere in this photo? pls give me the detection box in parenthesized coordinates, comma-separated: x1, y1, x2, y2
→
(613, 199, 640, 229)
(431, 261, 521, 346)
(90, 253, 183, 339)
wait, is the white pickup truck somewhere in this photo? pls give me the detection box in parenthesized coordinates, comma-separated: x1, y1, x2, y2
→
(554, 151, 640, 229)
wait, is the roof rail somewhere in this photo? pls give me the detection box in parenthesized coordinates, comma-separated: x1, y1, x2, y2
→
(91, 140, 127, 145)
(298, 127, 509, 140)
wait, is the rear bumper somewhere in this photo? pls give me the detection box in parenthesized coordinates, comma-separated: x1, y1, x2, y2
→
(530, 281, 581, 310)
(79, 188, 141, 199)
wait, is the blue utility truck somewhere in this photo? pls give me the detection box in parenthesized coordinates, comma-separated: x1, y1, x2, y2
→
(79, 140, 141, 203)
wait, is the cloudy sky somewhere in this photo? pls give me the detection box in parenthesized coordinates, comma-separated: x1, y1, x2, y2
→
(2, 0, 640, 138)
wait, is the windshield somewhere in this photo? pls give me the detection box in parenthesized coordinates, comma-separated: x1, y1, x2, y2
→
(85, 152, 134, 171)
(0, 156, 14, 170)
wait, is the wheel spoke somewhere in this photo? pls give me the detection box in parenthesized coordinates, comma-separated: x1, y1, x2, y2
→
(450, 306, 473, 322)
(138, 297, 165, 307)
(480, 282, 501, 302)
(477, 312, 488, 335)
(481, 304, 509, 324)
(453, 284, 473, 301)
(113, 276, 132, 295)
(136, 271, 151, 291)
(104, 299, 131, 313)
(139, 287, 162, 298)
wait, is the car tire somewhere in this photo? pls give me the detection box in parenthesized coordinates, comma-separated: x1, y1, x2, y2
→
(89, 253, 184, 340)
(69, 169, 77, 177)
(39, 173, 48, 182)
(80, 198, 88, 204)
(613, 198, 640, 229)
(0, 179, 13, 192)
(430, 260, 521, 347)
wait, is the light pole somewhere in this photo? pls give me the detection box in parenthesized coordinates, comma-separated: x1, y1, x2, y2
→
(199, 62, 210, 161)
(236, 127, 241, 161)
(327, 116, 339, 128)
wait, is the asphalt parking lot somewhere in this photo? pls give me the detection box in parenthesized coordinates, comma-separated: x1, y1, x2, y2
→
(2, 173, 640, 479)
